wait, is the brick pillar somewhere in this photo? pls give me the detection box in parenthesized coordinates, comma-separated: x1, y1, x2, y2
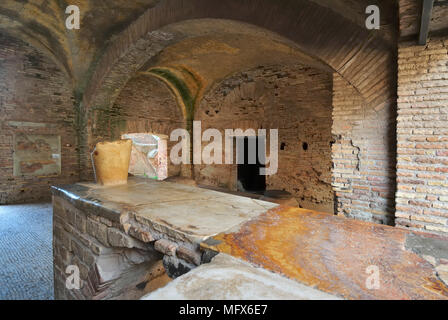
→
(332, 74, 396, 225)
(396, 37, 448, 235)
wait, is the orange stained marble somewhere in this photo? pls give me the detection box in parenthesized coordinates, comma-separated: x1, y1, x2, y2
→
(201, 206, 448, 300)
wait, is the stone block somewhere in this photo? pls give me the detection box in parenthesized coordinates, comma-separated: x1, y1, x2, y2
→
(75, 213, 87, 233)
(154, 239, 177, 256)
(71, 238, 96, 266)
(66, 208, 77, 227)
(176, 246, 201, 266)
(86, 217, 109, 246)
(128, 226, 154, 243)
(54, 225, 71, 251)
(89, 237, 113, 256)
(107, 227, 147, 249)
(72, 256, 89, 281)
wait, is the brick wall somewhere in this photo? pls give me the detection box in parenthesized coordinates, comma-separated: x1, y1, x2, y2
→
(396, 36, 448, 236)
(90, 74, 185, 179)
(0, 33, 78, 204)
(332, 74, 397, 225)
(94, 75, 185, 142)
(196, 64, 335, 213)
(53, 194, 166, 299)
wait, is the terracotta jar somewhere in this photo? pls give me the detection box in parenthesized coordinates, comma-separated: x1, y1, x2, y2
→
(91, 139, 132, 186)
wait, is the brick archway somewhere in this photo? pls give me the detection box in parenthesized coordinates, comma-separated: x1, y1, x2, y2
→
(81, 0, 397, 224)
(83, 0, 395, 110)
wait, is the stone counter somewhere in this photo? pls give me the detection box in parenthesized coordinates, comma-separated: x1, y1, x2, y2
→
(202, 206, 448, 300)
(51, 177, 277, 299)
(52, 177, 448, 300)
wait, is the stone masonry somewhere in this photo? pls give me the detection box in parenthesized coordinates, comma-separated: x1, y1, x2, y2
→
(52, 182, 220, 299)
(52, 195, 167, 300)
(196, 64, 335, 213)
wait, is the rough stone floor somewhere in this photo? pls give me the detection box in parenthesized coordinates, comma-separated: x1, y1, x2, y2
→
(0, 203, 53, 300)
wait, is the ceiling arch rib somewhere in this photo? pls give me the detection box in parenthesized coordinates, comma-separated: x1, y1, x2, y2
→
(83, 0, 396, 116)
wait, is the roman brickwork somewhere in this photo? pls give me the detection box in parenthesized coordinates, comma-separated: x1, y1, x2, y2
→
(95, 75, 186, 178)
(332, 74, 397, 225)
(0, 33, 78, 204)
(396, 37, 448, 236)
(196, 64, 334, 213)
(92, 75, 184, 143)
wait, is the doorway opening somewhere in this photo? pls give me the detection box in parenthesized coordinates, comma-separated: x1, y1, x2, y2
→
(236, 136, 266, 193)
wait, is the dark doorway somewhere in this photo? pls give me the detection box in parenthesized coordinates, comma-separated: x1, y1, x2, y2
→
(237, 136, 266, 193)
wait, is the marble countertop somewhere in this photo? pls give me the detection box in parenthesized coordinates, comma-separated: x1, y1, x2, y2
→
(52, 177, 277, 244)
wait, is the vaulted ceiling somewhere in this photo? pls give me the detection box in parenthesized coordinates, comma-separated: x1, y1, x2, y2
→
(0, 0, 399, 91)
(0, 0, 160, 86)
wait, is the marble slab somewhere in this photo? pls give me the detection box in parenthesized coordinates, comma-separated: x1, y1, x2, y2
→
(52, 177, 277, 244)
(142, 253, 340, 300)
(201, 206, 448, 300)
